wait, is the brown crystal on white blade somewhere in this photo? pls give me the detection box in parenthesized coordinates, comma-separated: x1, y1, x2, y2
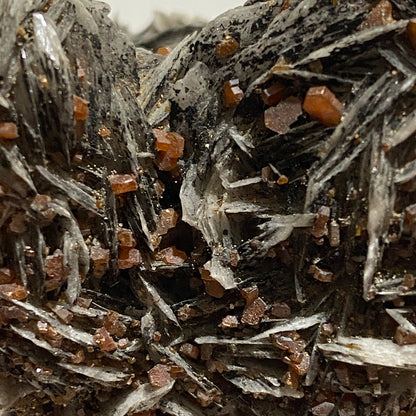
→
(93, 327, 117, 352)
(264, 96, 302, 134)
(147, 364, 173, 388)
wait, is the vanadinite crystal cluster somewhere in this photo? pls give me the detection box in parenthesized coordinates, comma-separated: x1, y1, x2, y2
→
(0, 0, 416, 415)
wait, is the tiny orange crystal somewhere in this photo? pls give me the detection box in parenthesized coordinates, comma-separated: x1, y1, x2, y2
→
(109, 173, 138, 195)
(156, 46, 172, 55)
(0, 122, 18, 140)
(303, 86, 344, 127)
(73, 96, 89, 121)
(215, 36, 239, 58)
(223, 79, 244, 107)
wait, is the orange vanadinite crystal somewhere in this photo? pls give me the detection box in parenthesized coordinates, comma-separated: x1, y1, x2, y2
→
(90, 247, 110, 266)
(98, 126, 111, 137)
(215, 36, 239, 58)
(156, 46, 172, 55)
(223, 79, 244, 107)
(240, 285, 259, 305)
(118, 247, 142, 269)
(0, 122, 19, 140)
(261, 82, 285, 106)
(241, 297, 266, 325)
(104, 310, 127, 338)
(109, 174, 138, 195)
(220, 315, 239, 328)
(154, 129, 185, 171)
(200, 268, 225, 298)
(117, 228, 137, 248)
(156, 208, 179, 235)
(0, 283, 28, 300)
(308, 264, 334, 282)
(158, 246, 187, 265)
(408, 19, 416, 49)
(93, 327, 117, 352)
(303, 86, 344, 127)
(357, 0, 394, 31)
(179, 343, 200, 360)
(73, 96, 89, 121)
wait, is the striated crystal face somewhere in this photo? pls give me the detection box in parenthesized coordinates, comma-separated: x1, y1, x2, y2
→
(264, 96, 302, 134)
(215, 36, 239, 58)
(0, 122, 18, 139)
(73, 95, 89, 120)
(303, 86, 344, 126)
(109, 174, 138, 195)
(223, 79, 244, 107)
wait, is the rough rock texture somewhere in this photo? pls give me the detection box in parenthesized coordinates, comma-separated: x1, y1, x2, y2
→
(1, 0, 416, 415)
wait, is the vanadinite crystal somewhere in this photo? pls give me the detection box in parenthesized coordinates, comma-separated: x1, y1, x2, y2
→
(264, 96, 302, 134)
(156, 46, 171, 55)
(117, 228, 136, 247)
(0, 122, 19, 139)
(179, 343, 200, 360)
(215, 36, 239, 58)
(0, 268, 15, 284)
(109, 173, 138, 195)
(271, 331, 306, 354)
(155, 208, 179, 235)
(118, 247, 142, 269)
(241, 297, 266, 326)
(261, 82, 285, 106)
(200, 268, 225, 298)
(154, 129, 185, 171)
(73, 95, 89, 121)
(223, 79, 244, 107)
(303, 86, 344, 126)
(148, 364, 173, 388)
(308, 264, 334, 282)
(93, 327, 117, 352)
(158, 246, 187, 265)
(0, 283, 28, 300)
(357, 0, 394, 31)
(104, 310, 127, 338)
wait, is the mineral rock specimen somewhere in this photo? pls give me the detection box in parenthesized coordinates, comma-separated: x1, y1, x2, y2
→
(1, 0, 416, 415)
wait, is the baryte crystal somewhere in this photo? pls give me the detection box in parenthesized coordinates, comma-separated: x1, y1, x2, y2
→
(303, 86, 344, 127)
(311, 402, 335, 416)
(179, 343, 200, 360)
(0, 283, 28, 300)
(357, 0, 394, 31)
(73, 95, 89, 121)
(109, 173, 138, 195)
(0, 122, 19, 139)
(264, 96, 302, 134)
(223, 79, 244, 107)
(157, 246, 187, 265)
(215, 36, 239, 58)
(117, 228, 137, 247)
(241, 297, 266, 325)
(148, 364, 173, 388)
(308, 264, 334, 282)
(93, 327, 117, 352)
(261, 82, 285, 106)
(155, 208, 179, 235)
(104, 310, 127, 338)
(118, 247, 142, 269)
(0, 268, 15, 284)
